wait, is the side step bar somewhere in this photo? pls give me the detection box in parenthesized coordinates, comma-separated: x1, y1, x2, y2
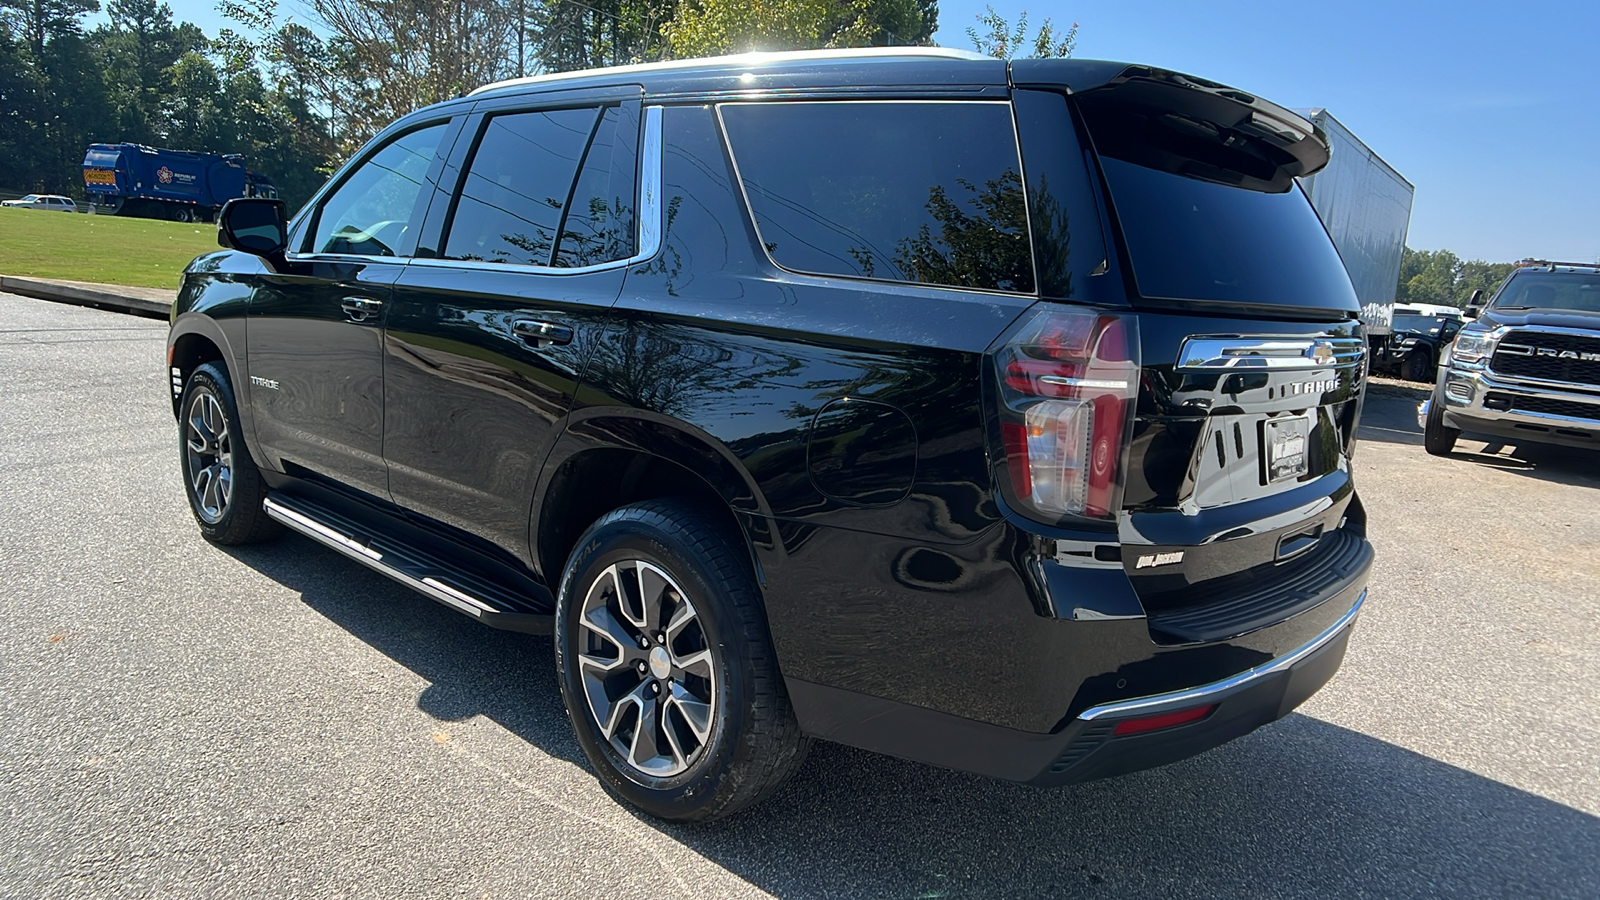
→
(263, 495, 554, 635)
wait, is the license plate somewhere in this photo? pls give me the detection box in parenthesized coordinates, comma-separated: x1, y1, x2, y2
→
(1264, 415, 1311, 483)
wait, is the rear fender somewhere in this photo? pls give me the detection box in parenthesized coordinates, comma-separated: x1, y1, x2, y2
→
(532, 409, 772, 583)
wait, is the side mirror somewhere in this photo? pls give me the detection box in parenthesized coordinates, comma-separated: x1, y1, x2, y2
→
(217, 198, 287, 258)
(1463, 289, 1483, 318)
(1464, 305, 1483, 319)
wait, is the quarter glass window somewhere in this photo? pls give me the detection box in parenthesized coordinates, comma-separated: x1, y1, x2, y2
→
(718, 102, 1035, 293)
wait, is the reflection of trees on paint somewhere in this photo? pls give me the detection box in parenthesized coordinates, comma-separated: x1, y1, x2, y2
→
(576, 316, 805, 419)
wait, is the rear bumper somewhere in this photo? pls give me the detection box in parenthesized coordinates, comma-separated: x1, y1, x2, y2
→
(1426, 364, 1600, 447)
(788, 585, 1365, 786)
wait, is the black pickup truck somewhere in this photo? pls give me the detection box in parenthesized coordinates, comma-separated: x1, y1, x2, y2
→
(168, 49, 1374, 821)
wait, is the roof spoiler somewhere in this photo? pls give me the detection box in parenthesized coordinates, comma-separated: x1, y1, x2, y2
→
(1012, 60, 1329, 193)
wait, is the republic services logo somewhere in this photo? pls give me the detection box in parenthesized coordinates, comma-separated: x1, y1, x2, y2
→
(157, 166, 173, 184)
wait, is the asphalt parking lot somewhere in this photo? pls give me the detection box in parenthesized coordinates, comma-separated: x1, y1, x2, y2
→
(2, 291, 1597, 899)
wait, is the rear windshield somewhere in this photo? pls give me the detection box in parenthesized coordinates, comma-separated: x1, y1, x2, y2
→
(1099, 157, 1358, 311)
(1491, 272, 1600, 313)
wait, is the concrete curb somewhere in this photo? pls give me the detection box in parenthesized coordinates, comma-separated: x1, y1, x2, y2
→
(0, 275, 173, 319)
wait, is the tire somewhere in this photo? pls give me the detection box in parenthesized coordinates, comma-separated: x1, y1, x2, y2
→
(555, 499, 808, 822)
(1423, 395, 1460, 457)
(174, 206, 194, 223)
(178, 362, 282, 544)
(1402, 349, 1433, 382)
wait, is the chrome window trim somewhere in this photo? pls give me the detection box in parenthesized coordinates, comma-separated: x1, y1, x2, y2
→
(715, 99, 1040, 298)
(405, 105, 663, 278)
(1077, 589, 1366, 723)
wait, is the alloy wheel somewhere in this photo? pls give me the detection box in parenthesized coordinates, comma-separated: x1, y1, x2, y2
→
(184, 389, 233, 524)
(576, 560, 717, 778)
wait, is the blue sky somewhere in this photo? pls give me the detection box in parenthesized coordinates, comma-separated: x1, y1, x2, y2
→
(125, 0, 1597, 263)
(934, 0, 1600, 263)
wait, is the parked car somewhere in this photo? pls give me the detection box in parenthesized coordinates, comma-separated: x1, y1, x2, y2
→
(1422, 260, 1600, 454)
(1, 193, 76, 212)
(168, 48, 1374, 822)
(1375, 311, 1464, 381)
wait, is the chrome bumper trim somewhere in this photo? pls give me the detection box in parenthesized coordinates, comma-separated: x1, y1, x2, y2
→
(1077, 589, 1366, 722)
(1437, 366, 1600, 430)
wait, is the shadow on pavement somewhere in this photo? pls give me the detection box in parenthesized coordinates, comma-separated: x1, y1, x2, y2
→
(1359, 392, 1600, 489)
(228, 536, 1600, 899)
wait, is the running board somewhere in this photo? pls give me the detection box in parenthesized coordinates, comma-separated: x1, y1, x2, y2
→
(262, 494, 553, 635)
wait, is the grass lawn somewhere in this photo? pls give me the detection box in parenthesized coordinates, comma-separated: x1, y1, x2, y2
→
(0, 207, 220, 290)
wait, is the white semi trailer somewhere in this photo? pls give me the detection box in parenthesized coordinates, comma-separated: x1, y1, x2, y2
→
(1296, 109, 1414, 341)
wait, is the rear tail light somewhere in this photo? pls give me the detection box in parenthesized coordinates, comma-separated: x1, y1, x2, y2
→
(989, 306, 1139, 522)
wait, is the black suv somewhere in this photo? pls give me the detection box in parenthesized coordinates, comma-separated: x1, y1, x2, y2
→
(1423, 261, 1600, 454)
(1376, 310, 1463, 382)
(168, 48, 1374, 822)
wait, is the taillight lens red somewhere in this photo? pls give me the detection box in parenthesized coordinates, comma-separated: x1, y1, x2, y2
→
(990, 307, 1139, 522)
(1111, 704, 1216, 736)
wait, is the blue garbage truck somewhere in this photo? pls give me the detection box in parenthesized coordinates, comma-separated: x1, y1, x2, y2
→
(81, 143, 277, 223)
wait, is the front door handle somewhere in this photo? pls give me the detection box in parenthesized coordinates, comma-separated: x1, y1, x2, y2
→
(341, 296, 384, 322)
(511, 318, 574, 348)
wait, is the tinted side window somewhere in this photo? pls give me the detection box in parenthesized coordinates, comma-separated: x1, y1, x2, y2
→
(443, 107, 597, 266)
(554, 105, 634, 267)
(719, 101, 1035, 294)
(308, 123, 446, 256)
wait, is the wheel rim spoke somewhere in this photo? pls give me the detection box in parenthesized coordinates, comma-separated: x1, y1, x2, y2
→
(667, 684, 713, 743)
(191, 465, 214, 507)
(615, 564, 648, 631)
(578, 604, 636, 674)
(628, 694, 669, 771)
(674, 649, 713, 680)
(201, 465, 224, 514)
(636, 564, 670, 633)
(601, 681, 649, 741)
(664, 602, 695, 642)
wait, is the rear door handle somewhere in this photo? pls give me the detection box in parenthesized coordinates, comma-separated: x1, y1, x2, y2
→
(511, 319, 574, 348)
(341, 296, 384, 322)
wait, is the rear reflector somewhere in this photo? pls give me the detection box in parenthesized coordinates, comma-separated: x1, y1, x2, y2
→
(1112, 704, 1216, 736)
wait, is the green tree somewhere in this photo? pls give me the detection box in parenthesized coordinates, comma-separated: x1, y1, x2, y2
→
(663, 0, 827, 56)
(664, 0, 932, 57)
(0, 0, 99, 58)
(966, 4, 1075, 59)
(98, 0, 204, 144)
(1396, 247, 1518, 308)
(1457, 259, 1517, 305)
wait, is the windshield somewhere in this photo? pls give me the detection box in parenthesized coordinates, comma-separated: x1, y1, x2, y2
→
(1392, 314, 1453, 335)
(20, 194, 39, 201)
(1491, 272, 1600, 313)
(1097, 158, 1358, 311)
